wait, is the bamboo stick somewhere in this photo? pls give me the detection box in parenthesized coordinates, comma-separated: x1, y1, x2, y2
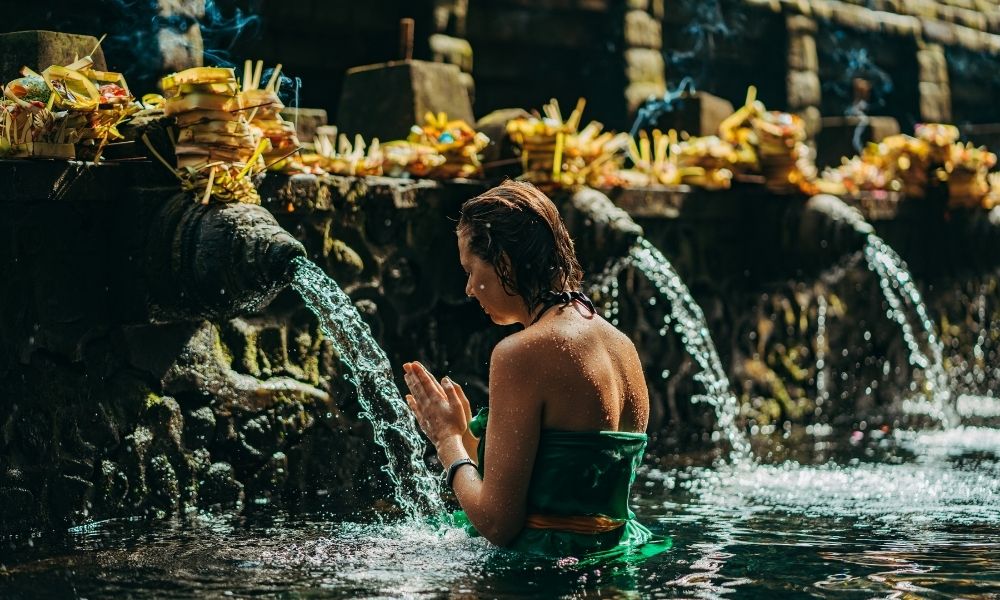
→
(552, 131, 565, 181)
(566, 98, 587, 132)
(252, 60, 264, 90)
(202, 167, 216, 204)
(141, 134, 182, 178)
(237, 138, 269, 178)
(243, 60, 253, 91)
(265, 63, 282, 92)
(90, 34, 107, 58)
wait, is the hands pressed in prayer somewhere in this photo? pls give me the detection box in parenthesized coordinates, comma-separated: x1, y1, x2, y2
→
(402, 361, 474, 451)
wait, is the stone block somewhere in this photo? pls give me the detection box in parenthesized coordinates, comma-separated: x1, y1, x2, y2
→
(336, 60, 474, 142)
(199, 462, 244, 506)
(158, 0, 206, 18)
(578, 0, 610, 10)
(787, 32, 818, 72)
(880, 13, 921, 37)
(645, 91, 735, 137)
(798, 105, 822, 139)
(626, 80, 667, 114)
(184, 406, 216, 449)
(280, 108, 329, 146)
(786, 69, 821, 110)
(810, 0, 833, 21)
(831, 2, 881, 32)
(650, 0, 664, 19)
(816, 116, 900, 168)
(870, 0, 901, 13)
(786, 14, 818, 34)
(626, 10, 663, 49)
(986, 11, 1000, 35)
(429, 33, 474, 72)
(627, 0, 649, 10)
(909, 0, 939, 19)
(953, 24, 985, 51)
(955, 7, 987, 30)
(919, 81, 952, 123)
(922, 18, 959, 46)
(917, 47, 948, 84)
(158, 25, 204, 72)
(0, 31, 108, 82)
(433, 0, 469, 36)
(625, 48, 666, 84)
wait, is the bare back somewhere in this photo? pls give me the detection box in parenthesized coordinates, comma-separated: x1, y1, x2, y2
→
(508, 301, 649, 434)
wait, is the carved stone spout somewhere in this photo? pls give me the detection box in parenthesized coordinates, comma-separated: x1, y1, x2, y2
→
(792, 194, 874, 272)
(559, 187, 645, 273)
(146, 194, 307, 321)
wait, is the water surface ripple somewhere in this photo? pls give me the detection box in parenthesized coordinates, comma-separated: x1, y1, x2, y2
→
(3, 421, 997, 598)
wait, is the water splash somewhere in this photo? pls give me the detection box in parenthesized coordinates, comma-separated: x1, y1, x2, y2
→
(291, 257, 443, 519)
(862, 236, 955, 426)
(815, 293, 830, 412)
(971, 285, 990, 388)
(592, 238, 752, 463)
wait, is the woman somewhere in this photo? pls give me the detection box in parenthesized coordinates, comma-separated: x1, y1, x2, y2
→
(403, 180, 668, 560)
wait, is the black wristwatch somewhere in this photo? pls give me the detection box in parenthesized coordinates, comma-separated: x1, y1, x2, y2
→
(445, 458, 476, 488)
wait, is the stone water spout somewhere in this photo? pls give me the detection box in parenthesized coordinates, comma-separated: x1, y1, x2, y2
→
(792, 193, 873, 272)
(145, 193, 307, 321)
(558, 187, 644, 274)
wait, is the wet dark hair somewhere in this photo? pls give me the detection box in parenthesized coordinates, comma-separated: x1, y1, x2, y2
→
(457, 180, 583, 312)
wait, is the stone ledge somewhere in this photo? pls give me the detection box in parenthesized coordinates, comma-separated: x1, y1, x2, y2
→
(258, 173, 487, 214)
(744, 0, 1000, 54)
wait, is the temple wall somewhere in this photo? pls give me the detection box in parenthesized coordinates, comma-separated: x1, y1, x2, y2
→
(2, 162, 997, 532)
(2, 0, 999, 533)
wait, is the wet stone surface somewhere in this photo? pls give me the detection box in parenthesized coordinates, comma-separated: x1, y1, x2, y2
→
(1, 160, 998, 533)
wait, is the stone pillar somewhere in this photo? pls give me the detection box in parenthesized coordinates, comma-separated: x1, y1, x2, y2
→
(625, 0, 667, 114)
(917, 41, 952, 123)
(786, 14, 822, 139)
(157, 0, 205, 72)
(429, 0, 474, 100)
(0, 31, 108, 82)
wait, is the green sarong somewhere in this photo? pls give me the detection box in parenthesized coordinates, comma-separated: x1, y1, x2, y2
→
(455, 409, 672, 562)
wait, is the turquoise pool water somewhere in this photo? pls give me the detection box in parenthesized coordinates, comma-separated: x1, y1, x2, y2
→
(2, 425, 997, 598)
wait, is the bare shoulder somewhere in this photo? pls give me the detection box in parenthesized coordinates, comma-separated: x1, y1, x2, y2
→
(499, 310, 635, 363)
(490, 328, 547, 373)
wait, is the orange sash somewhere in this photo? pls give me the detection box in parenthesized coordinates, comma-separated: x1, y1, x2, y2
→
(524, 514, 626, 535)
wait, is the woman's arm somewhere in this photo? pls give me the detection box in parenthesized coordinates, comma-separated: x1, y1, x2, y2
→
(405, 340, 541, 546)
(447, 378, 480, 460)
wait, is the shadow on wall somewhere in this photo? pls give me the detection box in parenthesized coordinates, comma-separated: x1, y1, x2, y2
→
(661, 1, 788, 113)
(816, 25, 920, 133)
(0, 0, 439, 122)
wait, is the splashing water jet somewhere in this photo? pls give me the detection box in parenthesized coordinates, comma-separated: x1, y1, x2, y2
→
(806, 195, 955, 426)
(592, 238, 752, 463)
(291, 257, 444, 519)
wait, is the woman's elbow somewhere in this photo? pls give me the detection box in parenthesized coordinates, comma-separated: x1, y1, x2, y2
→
(479, 521, 523, 547)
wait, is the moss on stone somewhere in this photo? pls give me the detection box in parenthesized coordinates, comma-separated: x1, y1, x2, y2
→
(241, 328, 261, 376)
(323, 236, 365, 277)
(211, 325, 234, 367)
(144, 392, 163, 410)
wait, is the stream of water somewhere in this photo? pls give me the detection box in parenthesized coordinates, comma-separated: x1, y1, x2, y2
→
(592, 237, 753, 463)
(2, 225, 996, 598)
(291, 257, 444, 519)
(861, 234, 955, 426)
